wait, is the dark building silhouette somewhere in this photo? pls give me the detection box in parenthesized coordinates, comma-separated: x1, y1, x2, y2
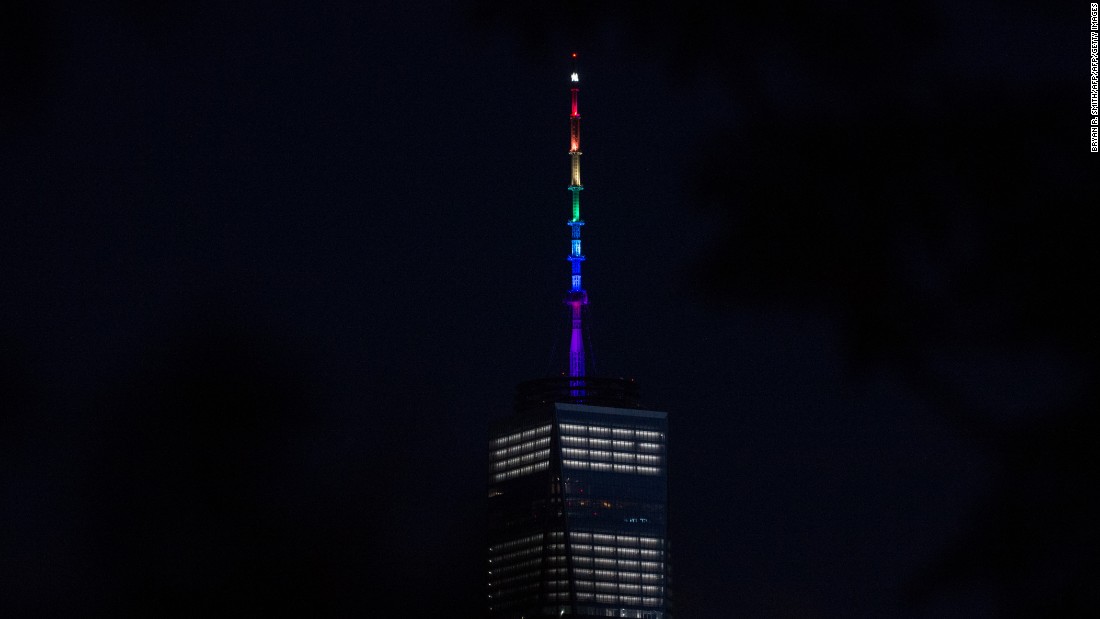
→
(486, 56, 672, 619)
(488, 380, 672, 619)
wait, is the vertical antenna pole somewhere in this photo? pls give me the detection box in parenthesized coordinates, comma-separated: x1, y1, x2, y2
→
(565, 53, 587, 378)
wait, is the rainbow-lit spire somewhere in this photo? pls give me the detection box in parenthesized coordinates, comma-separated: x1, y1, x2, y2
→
(565, 53, 588, 377)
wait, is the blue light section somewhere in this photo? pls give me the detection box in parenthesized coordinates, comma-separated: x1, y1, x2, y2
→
(566, 222, 585, 292)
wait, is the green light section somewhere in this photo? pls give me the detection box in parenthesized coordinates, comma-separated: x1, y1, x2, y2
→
(571, 190, 581, 222)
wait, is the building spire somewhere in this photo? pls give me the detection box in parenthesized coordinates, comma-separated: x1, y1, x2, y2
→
(565, 53, 589, 378)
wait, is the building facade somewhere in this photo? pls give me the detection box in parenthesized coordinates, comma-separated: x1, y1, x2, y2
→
(487, 378, 672, 618)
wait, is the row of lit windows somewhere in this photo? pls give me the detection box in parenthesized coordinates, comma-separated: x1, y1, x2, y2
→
(572, 567, 664, 584)
(572, 545, 635, 557)
(493, 579, 568, 593)
(489, 554, 568, 576)
(574, 581, 664, 595)
(559, 424, 665, 442)
(586, 557, 664, 570)
(492, 554, 664, 574)
(560, 448, 662, 466)
(492, 585, 663, 608)
(491, 436, 551, 461)
(571, 569, 664, 583)
(491, 542, 564, 565)
(598, 593, 655, 606)
(546, 592, 570, 601)
(562, 460, 661, 475)
(489, 557, 541, 576)
(491, 448, 551, 472)
(489, 531, 562, 554)
(490, 424, 552, 448)
(491, 459, 550, 482)
(579, 594, 662, 607)
(491, 581, 575, 603)
(489, 567, 569, 589)
(594, 571, 660, 584)
(595, 571, 656, 585)
(490, 567, 660, 593)
(576, 567, 660, 584)
(572, 556, 665, 570)
(570, 533, 663, 547)
(490, 575, 660, 598)
(560, 436, 664, 453)
(611, 551, 660, 562)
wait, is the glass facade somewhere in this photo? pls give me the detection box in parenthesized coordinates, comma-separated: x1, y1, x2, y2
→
(488, 403, 671, 619)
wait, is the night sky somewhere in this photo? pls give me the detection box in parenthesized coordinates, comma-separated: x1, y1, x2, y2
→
(2, 2, 1094, 617)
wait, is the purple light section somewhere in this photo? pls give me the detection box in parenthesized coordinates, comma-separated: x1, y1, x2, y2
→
(569, 299, 586, 377)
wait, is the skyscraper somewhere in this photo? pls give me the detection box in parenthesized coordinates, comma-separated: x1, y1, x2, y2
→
(486, 55, 672, 619)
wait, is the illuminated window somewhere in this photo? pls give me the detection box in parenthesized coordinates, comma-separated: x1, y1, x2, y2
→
(491, 425, 552, 448)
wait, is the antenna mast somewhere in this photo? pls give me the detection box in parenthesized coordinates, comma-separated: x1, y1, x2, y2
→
(565, 53, 588, 378)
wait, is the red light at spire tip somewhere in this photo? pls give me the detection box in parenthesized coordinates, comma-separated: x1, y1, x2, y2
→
(572, 53, 577, 58)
